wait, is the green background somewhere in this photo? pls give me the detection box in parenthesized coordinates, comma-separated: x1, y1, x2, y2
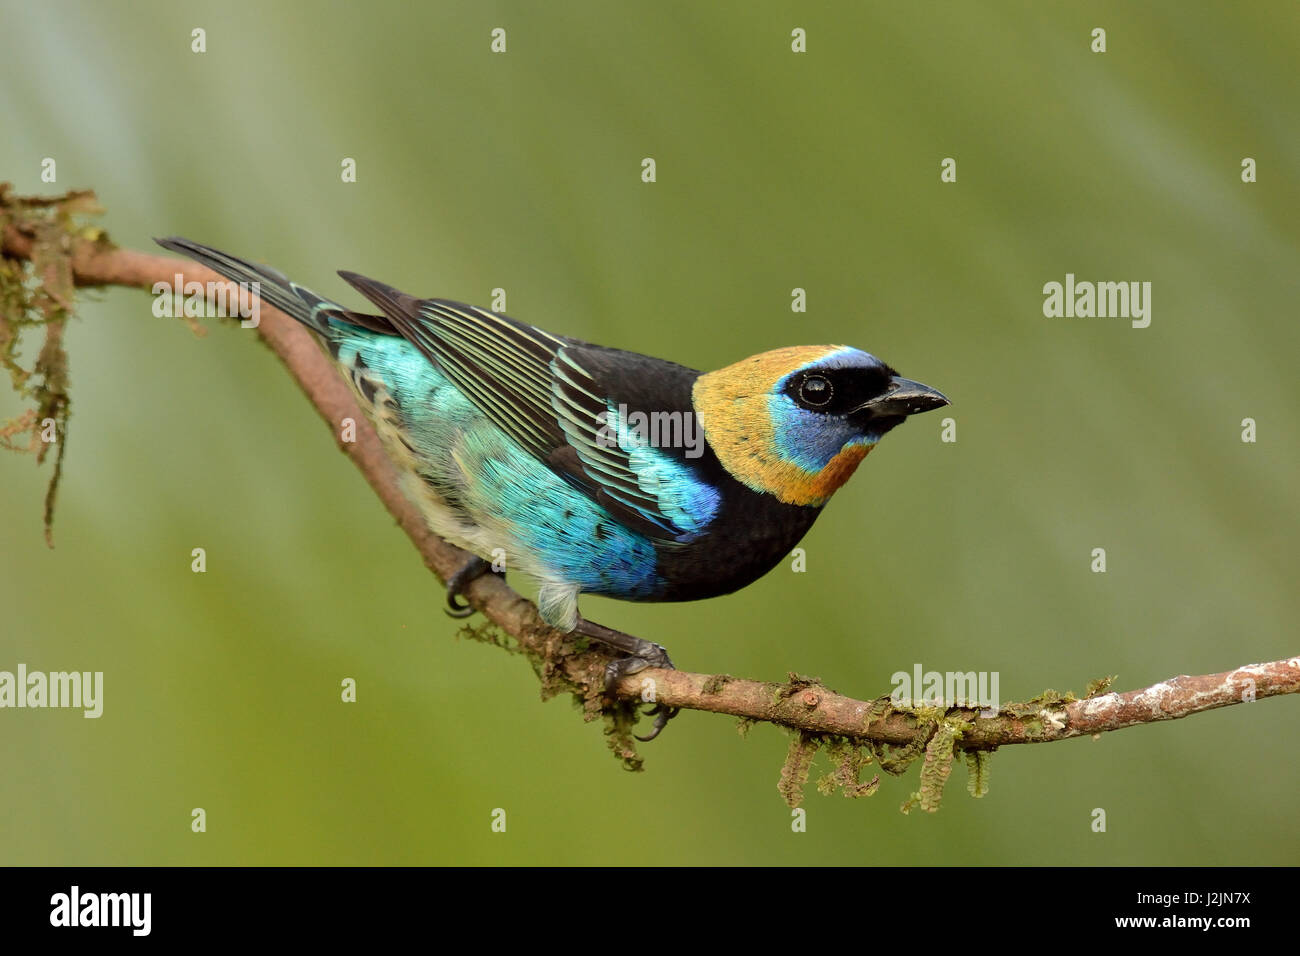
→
(2, 1, 1297, 865)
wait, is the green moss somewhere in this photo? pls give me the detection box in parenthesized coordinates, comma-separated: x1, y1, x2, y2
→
(918, 717, 968, 812)
(701, 673, 733, 695)
(778, 732, 821, 808)
(0, 185, 106, 546)
(1085, 674, 1117, 698)
(816, 737, 880, 799)
(456, 620, 518, 654)
(964, 750, 992, 798)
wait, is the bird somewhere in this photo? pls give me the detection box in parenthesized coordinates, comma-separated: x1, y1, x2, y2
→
(156, 237, 949, 739)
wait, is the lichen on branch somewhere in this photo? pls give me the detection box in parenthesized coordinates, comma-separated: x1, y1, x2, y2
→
(0, 184, 107, 544)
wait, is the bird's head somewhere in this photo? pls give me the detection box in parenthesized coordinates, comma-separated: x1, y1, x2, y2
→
(692, 345, 949, 506)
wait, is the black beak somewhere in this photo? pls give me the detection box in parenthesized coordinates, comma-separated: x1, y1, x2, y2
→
(855, 376, 950, 419)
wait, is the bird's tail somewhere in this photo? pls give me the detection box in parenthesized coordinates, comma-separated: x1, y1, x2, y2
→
(154, 237, 388, 338)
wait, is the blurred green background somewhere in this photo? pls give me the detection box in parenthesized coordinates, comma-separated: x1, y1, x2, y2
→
(2, 0, 1297, 865)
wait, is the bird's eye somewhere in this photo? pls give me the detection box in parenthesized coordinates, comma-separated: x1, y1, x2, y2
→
(799, 374, 833, 407)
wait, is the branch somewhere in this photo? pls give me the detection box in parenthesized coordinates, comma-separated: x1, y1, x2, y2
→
(4, 190, 1297, 809)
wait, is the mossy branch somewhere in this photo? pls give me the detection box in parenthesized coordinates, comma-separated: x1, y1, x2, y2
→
(4, 186, 1297, 812)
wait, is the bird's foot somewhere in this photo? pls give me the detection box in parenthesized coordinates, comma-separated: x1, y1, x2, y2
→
(573, 617, 680, 741)
(443, 555, 501, 618)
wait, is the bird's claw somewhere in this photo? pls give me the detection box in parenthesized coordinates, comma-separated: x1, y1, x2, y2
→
(602, 642, 678, 741)
(634, 702, 679, 742)
(602, 642, 674, 685)
(445, 592, 476, 618)
(443, 555, 496, 619)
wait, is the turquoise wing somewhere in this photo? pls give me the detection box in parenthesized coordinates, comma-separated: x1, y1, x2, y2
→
(337, 273, 719, 541)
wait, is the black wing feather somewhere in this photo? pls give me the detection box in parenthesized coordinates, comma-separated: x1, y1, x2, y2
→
(337, 271, 703, 540)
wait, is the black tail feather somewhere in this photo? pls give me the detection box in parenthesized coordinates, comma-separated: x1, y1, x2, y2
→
(154, 237, 394, 337)
(338, 270, 425, 323)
